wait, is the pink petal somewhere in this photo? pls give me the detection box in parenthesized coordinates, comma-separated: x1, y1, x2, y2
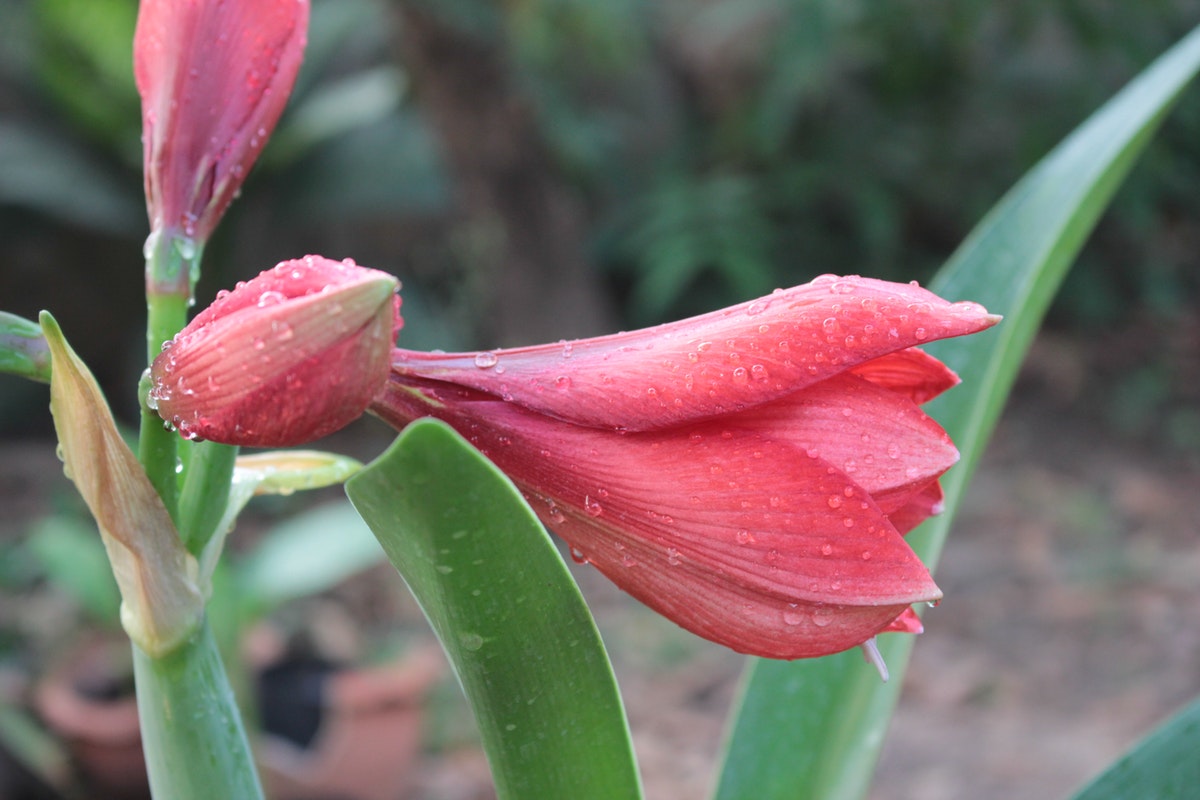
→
(881, 607, 924, 634)
(373, 377, 941, 659)
(392, 276, 998, 431)
(886, 481, 946, 535)
(727, 372, 958, 515)
(850, 346, 961, 403)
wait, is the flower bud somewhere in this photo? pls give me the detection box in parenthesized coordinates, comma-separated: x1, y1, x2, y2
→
(151, 256, 401, 446)
(135, 0, 309, 243)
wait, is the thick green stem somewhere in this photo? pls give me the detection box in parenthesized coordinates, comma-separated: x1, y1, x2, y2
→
(139, 230, 201, 520)
(132, 619, 264, 800)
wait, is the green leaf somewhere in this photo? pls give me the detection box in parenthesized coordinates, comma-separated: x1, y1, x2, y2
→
(713, 23, 1200, 800)
(346, 418, 641, 800)
(1070, 695, 1200, 799)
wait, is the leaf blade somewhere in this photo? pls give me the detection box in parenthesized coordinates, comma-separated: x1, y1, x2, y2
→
(346, 418, 641, 800)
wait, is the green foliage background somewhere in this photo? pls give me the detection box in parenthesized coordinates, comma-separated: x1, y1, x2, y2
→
(2, 0, 1198, 432)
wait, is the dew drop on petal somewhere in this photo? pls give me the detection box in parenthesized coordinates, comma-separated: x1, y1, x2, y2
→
(812, 607, 833, 627)
(474, 352, 498, 369)
(783, 605, 804, 626)
(666, 547, 681, 566)
(584, 496, 603, 517)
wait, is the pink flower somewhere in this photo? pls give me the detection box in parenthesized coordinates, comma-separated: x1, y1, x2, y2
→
(135, 0, 309, 242)
(150, 256, 401, 446)
(372, 275, 999, 659)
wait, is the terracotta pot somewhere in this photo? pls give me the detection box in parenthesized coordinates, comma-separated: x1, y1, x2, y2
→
(33, 635, 148, 800)
(33, 634, 443, 800)
(258, 644, 444, 800)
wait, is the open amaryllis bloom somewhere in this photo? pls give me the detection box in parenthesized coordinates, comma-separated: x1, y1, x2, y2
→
(372, 275, 1000, 661)
(135, 0, 309, 243)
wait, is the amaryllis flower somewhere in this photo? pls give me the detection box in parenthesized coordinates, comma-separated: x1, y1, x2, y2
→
(150, 256, 401, 446)
(371, 275, 1000, 660)
(135, 0, 309, 242)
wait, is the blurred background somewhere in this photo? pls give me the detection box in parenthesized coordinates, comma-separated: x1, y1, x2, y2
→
(1, 1, 1198, 798)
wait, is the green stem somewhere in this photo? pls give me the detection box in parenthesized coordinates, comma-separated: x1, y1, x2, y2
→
(132, 619, 264, 800)
(178, 441, 239, 555)
(138, 230, 201, 520)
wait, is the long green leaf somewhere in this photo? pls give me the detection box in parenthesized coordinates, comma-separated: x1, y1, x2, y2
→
(1070, 695, 1200, 800)
(713, 23, 1200, 800)
(346, 418, 642, 800)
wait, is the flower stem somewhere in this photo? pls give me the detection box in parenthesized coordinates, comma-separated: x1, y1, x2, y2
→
(139, 230, 200, 519)
(178, 440, 238, 555)
(132, 619, 264, 800)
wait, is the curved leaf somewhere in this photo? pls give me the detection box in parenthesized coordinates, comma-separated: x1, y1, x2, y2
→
(713, 23, 1200, 800)
(346, 418, 642, 800)
(1070, 695, 1200, 800)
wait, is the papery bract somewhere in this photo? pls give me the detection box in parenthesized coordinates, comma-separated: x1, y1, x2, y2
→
(135, 0, 309, 242)
(372, 275, 1000, 660)
(41, 313, 202, 657)
(150, 256, 401, 447)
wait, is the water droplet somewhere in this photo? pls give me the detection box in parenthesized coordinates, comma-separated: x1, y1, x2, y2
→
(736, 529, 755, 545)
(827, 495, 843, 509)
(257, 290, 286, 307)
(435, 565, 453, 574)
(812, 608, 833, 627)
(474, 352, 498, 368)
(861, 550, 872, 560)
(621, 554, 638, 567)
(584, 496, 603, 517)
(554, 375, 571, 389)
(887, 443, 901, 459)
(570, 546, 588, 564)
(750, 364, 768, 381)
(783, 605, 804, 626)
(732, 367, 748, 384)
(252, 337, 266, 351)
(666, 547, 681, 566)
(843, 517, 855, 528)
(460, 632, 484, 651)
(746, 300, 768, 316)
(821, 543, 833, 556)
(914, 327, 927, 340)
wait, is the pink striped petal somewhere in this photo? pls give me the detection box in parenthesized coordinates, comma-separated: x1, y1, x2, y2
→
(849, 346, 961, 403)
(392, 275, 999, 431)
(727, 372, 958, 515)
(372, 377, 941, 658)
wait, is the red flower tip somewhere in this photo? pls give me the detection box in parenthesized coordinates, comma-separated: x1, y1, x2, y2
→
(135, 0, 309, 242)
(374, 275, 999, 660)
(151, 256, 401, 446)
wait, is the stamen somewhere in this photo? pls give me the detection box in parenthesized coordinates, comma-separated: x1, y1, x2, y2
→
(860, 637, 889, 682)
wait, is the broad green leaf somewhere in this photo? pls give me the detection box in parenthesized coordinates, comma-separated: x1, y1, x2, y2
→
(1070, 695, 1200, 799)
(346, 418, 641, 800)
(713, 23, 1200, 800)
